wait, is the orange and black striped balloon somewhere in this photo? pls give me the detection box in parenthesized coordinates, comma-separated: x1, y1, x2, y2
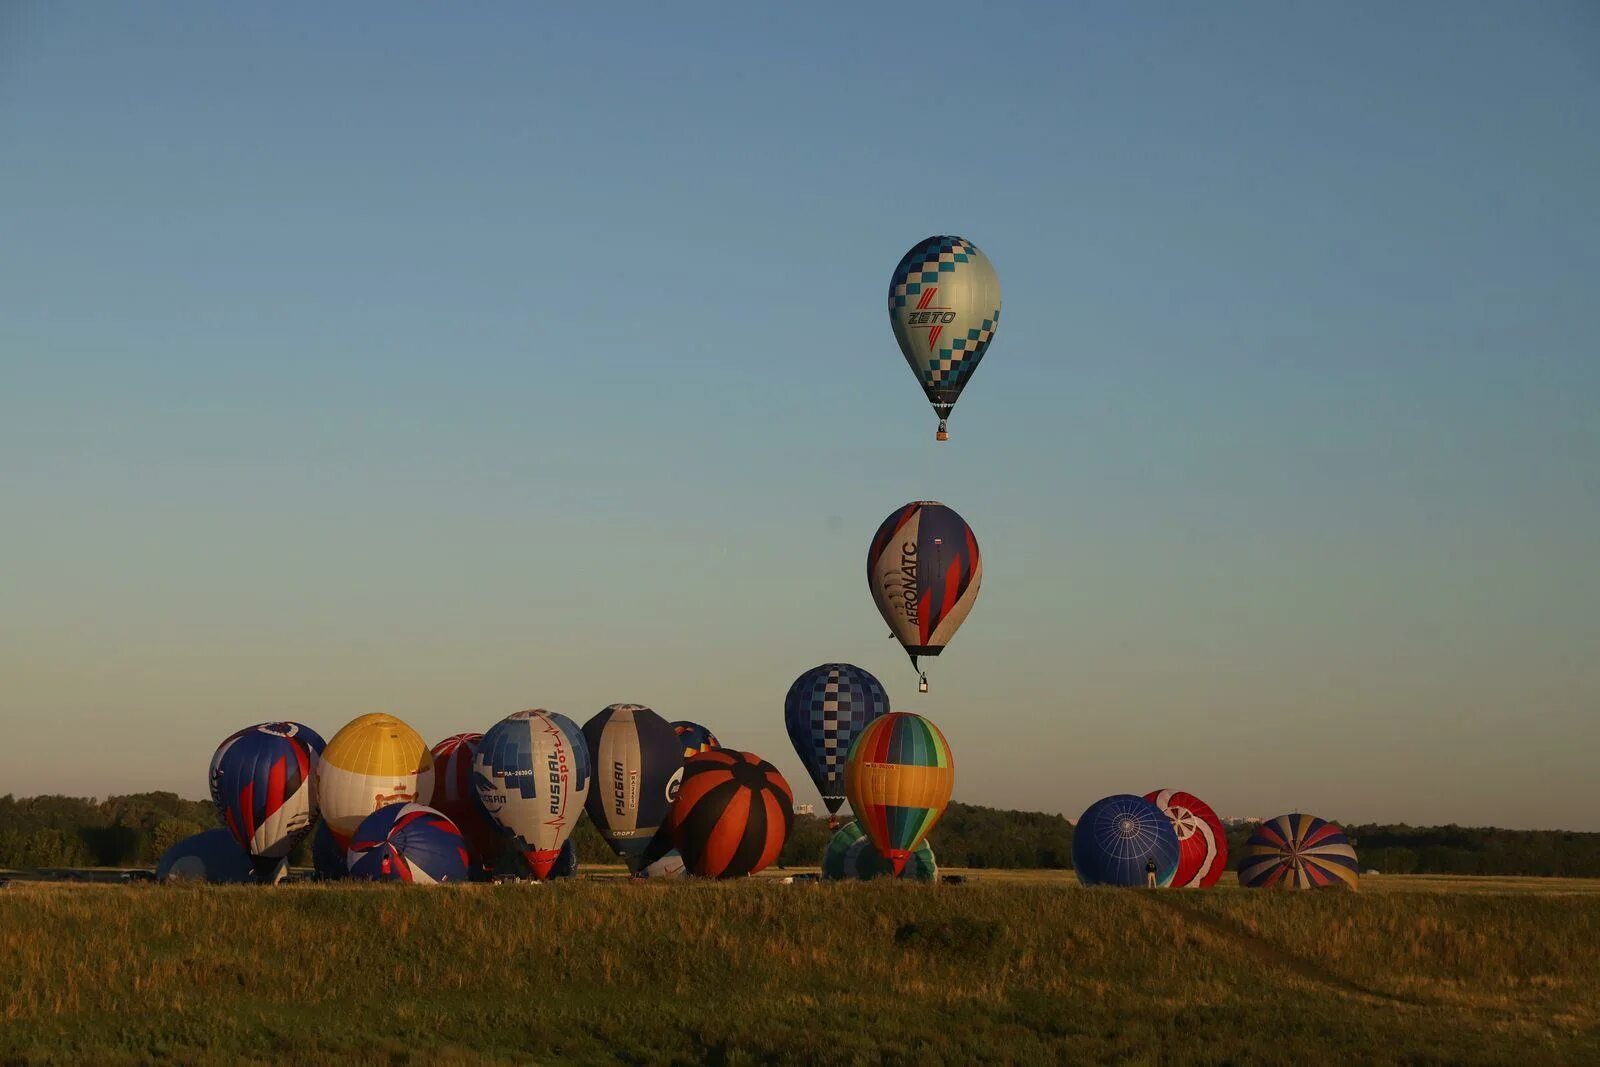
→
(668, 749, 793, 878)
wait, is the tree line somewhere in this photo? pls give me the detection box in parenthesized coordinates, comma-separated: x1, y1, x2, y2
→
(3, 793, 1598, 877)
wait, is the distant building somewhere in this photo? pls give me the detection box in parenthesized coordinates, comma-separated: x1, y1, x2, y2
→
(794, 803, 814, 816)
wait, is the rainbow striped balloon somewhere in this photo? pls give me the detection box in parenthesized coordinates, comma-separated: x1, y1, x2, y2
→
(843, 712, 954, 877)
(1239, 813, 1360, 890)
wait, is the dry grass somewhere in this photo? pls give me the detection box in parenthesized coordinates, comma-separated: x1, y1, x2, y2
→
(1, 877, 1597, 1064)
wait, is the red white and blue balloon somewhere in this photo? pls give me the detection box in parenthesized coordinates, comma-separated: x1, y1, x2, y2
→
(345, 803, 469, 884)
(208, 721, 325, 878)
(1144, 789, 1229, 889)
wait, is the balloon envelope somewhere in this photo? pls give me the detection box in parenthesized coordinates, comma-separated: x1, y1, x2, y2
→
(208, 721, 324, 876)
(156, 828, 256, 884)
(316, 713, 434, 850)
(822, 819, 936, 882)
(669, 750, 794, 879)
(783, 663, 890, 816)
(843, 713, 954, 876)
(312, 821, 347, 880)
(671, 721, 720, 761)
(1240, 814, 1359, 890)
(346, 803, 469, 885)
(582, 704, 684, 870)
(496, 838, 580, 880)
(474, 709, 591, 880)
(1073, 795, 1181, 888)
(430, 733, 503, 873)
(868, 502, 981, 675)
(887, 235, 1001, 437)
(1144, 789, 1229, 889)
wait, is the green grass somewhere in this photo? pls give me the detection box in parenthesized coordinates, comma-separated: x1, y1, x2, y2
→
(2, 878, 1597, 1065)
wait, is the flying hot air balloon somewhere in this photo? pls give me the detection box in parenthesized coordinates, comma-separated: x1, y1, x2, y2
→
(316, 713, 435, 850)
(1073, 794, 1181, 888)
(345, 803, 470, 885)
(582, 704, 684, 871)
(783, 663, 890, 821)
(671, 721, 720, 761)
(208, 721, 325, 882)
(1239, 814, 1359, 890)
(669, 750, 794, 879)
(868, 501, 981, 690)
(474, 709, 591, 880)
(888, 235, 1001, 441)
(1144, 789, 1229, 889)
(431, 733, 503, 876)
(843, 713, 954, 877)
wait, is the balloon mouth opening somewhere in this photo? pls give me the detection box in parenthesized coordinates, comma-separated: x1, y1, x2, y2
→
(887, 850, 911, 876)
(528, 849, 560, 880)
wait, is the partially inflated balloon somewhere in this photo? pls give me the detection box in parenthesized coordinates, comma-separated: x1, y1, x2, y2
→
(316, 714, 435, 850)
(671, 721, 720, 761)
(582, 704, 684, 870)
(821, 819, 936, 882)
(1144, 789, 1229, 889)
(669, 750, 794, 878)
(346, 803, 469, 885)
(156, 828, 256, 884)
(474, 709, 591, 880)
(1240, 814, 1359, 890)
(431, 733, 502, 874)
(783, 663, 890, 817)
(868, 501, 981, 683)
(208, 721, 324, 880)
(843, 713, 953, 876)
(887, 235, 1001, 440)
(1073, 795, 1180, 888)
(312, 821, 347, 880)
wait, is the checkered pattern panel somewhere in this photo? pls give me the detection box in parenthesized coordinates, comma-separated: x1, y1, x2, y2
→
(927, 306, 1001, 386)
(888, 236, 975, 311)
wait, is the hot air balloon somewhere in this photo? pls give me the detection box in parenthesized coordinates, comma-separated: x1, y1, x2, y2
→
(783, 663, 890, 819)
(671, 721, 720, 761)
(156, 828, 256, 884)
(843, 713, 953, 876)
(821, 819, 937, 882)
(868, 501, 981, 690)
(474, 709, 591, 880)
(311, 821, 347, 880)
(582, 704, 684, 871)
(316, 713, 434, 850)
(345, 803, 470, 884)
(888, 235, 1001, 441)
(431, 733, 503, 876)
(1073, 795, 1181, 888)
(668, 749, 794, 879)
(208, 721, 325, 882)
(1144, 789, 1229, 889)
(497, 839, 580, 881)
(1239, 814, 1359, 890)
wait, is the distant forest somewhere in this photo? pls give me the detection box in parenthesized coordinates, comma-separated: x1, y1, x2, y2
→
(3, 793, 1598, 878)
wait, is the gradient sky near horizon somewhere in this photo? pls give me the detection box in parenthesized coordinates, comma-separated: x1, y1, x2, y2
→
(3, 4, 1597, 830)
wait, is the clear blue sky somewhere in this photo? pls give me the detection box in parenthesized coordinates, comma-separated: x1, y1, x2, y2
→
(3, 3, 1597, 830)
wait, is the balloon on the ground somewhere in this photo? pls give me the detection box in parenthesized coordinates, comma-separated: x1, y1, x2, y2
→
(669, 749, 794, 878)
(430, 733, 502, 873)
(312, 821, 347, 880)
(821, 819, 937, 882)
(316, 713, 434, 849)
(475, 709, 591, 880)
(1240, 814, 1360, 890)
(1073, 795, 1181, 888)
(843, 712, 953, 876)
(671, 721, 720, 761)
(887, 235, 1001, 441)
(208, 721, 324, 880)
(582, 704, 684, 870)
(867, 501, 981, 684)
(156, 828, 256, 884)
(1144, 789, 1229, 889)
(345, 803, 469, 884)
(783, 663, 890, 817)
(637, 848, 688, 879)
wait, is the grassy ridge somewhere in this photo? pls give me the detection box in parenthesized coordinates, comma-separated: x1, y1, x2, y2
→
(2, 881, 1597, 1065)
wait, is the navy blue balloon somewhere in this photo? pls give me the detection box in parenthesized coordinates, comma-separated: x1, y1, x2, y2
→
(1073, 794, 1181, 887)
(312, 821, 347, 880)
(156, 828, 256, 883)
(783, 663, 890, 816)
(346, 804, 469, 885)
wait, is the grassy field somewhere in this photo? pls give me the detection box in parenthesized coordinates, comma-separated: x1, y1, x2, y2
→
(2, 875, 1597, 1065)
